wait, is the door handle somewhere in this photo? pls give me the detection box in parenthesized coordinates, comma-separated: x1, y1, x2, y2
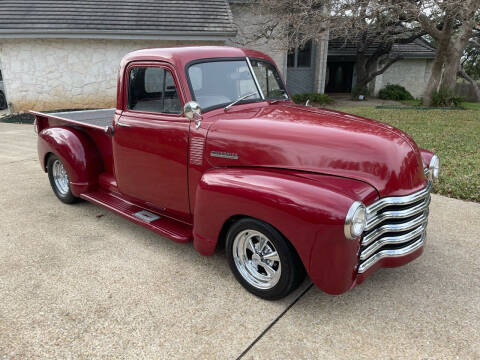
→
(116, 120, 131, 128)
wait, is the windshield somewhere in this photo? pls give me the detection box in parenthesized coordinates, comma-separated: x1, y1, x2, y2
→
(187, 59, 288, 111)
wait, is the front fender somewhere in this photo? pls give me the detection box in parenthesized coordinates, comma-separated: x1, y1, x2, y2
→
(193, 168, 378, 295)
(38, 127, 102, 196)
(419, 148, 434, 168)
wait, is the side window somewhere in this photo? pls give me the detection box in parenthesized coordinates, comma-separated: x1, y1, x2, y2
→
(287, 40, 313, 68)
(164, 71, 181, 114)
(297, 40, 312, 67)
(128, 66, 181, 114)
(250, 60, 287, 99)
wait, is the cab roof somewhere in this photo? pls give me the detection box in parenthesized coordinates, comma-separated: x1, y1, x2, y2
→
(121, 46, 274, 70)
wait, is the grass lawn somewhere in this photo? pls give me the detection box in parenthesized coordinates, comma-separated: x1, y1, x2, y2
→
(334, 106, 480, 202)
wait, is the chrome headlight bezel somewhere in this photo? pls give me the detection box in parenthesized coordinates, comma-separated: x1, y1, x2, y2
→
(428, 154, 440, 181)
(344, 201, 367, 240)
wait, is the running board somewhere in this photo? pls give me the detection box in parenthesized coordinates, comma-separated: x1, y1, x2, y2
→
(80, 191, 192, 243)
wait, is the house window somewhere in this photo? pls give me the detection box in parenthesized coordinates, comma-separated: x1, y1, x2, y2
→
(128, 66, 181, 114)
(287, 40, 313, 68)
(287, 50, 295, 67)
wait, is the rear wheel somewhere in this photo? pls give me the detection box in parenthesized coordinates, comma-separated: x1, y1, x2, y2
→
(226, 218, 305, 300)
(47, 155, 79, 204)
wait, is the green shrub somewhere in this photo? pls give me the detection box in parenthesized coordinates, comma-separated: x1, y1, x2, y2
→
(292, 93, 333, 105)
(431, 89, 464, 108)
(378, 84, 414, 101)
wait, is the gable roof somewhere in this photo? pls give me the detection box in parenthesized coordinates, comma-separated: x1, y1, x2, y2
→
(0, 0, 236, 40)
(328, 38, 436, 59)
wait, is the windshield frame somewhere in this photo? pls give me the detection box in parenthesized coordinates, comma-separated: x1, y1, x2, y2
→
(185, 57, 289, 113)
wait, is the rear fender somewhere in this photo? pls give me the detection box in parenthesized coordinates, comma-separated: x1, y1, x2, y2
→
(38, 126, 103, 196)
(193, 168, 378, 294)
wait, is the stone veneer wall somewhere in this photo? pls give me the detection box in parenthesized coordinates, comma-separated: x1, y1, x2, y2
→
(226, 3, 287, 77)
(0, 38, 221, 112)
(374, 58, 434, 99)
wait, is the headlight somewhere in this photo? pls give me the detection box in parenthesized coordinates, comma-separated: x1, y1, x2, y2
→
(344, 201, 367, 240)
(428, 154, 440, 181)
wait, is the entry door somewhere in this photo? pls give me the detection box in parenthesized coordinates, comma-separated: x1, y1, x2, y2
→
(112, 63, 190, 219)
(325, 62, 354, 93)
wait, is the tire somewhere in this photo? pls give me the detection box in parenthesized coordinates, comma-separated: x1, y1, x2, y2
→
(0, 92, 6, 110)
(46, 155, 79, 204)
(226, 218, 305, 300)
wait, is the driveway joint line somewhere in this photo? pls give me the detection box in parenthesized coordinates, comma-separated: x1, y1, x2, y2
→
(236, 282, 314, 360)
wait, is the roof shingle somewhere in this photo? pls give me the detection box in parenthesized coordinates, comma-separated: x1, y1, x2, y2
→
(0, 0, 236, 39)
(328, 38, 436, 59)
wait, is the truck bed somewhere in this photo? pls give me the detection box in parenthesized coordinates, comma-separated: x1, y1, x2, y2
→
(47, 109, 115, 128)
(32, 108, 115, 173)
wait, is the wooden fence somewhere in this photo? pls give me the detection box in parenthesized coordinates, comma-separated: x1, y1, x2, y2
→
(455, 82, 480, 101)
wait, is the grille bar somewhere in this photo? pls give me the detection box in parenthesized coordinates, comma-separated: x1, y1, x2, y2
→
(358, 182, 431, 274)
(366, 181, 432, 215)
(358, 232, 426, 274)
(365, 196, 431, 231)
(360, 223, 426, 260)
(362, 210, 429, 246)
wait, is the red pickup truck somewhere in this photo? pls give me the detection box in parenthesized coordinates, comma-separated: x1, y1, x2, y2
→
(32, 46, 440, 300)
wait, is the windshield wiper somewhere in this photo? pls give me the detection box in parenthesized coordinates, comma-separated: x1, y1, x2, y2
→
(268, 90, 289, 104)
(224, 92, 258, 111)
(269, 98, 289, 105)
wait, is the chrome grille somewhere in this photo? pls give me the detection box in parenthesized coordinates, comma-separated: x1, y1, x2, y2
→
(358, 182, 432, 273)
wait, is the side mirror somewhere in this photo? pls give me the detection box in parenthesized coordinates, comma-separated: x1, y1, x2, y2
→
(183, 101, 202, 129)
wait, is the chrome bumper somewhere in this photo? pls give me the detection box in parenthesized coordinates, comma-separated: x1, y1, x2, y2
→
(358, 182, 431, 274)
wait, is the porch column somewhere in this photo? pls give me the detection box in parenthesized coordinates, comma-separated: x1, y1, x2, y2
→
(313, 30, 329, 94)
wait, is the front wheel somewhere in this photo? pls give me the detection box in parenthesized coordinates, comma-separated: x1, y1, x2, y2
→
(47, 155, 79, 204)
(226, 218, 305, 300)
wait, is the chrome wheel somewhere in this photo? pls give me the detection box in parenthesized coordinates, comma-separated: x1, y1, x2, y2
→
(52, 159, 69, 196)
(232, 229, 281, 290)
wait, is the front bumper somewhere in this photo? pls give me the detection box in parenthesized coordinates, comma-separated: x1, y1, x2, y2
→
(356, 181, 431, 283)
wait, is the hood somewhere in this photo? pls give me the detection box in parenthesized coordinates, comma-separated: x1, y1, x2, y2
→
(205, 103, 427, 197)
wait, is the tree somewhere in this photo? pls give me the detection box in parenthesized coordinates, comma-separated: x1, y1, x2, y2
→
(462, 37, 480, 80)
(458, 31, 480, 101)
(331, 1, 425, 96)
(402, 0, 480, 105)
(254, 0, 424, 96)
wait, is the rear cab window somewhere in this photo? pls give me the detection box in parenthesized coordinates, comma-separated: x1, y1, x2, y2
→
(128, 66, 181, 114)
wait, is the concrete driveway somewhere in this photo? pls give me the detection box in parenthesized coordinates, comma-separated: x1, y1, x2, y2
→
(0, 122, 479, 359)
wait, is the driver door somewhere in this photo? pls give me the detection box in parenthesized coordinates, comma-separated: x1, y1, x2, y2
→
(112, 62, 191, 220)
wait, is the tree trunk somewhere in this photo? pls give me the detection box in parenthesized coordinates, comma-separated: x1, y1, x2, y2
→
(440, 38, 469, 93)
(423, 16, 474, 106)
(423, 56, 444, 106)
(440, 50, 463, 93)
(423, 39, 448, 106)
(352, 55, 369, 98)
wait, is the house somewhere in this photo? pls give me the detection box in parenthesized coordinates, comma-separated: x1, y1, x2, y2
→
(0, 0, 435, 112)
(326, 38, 436, 98)
(0, 0, 235, 112)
